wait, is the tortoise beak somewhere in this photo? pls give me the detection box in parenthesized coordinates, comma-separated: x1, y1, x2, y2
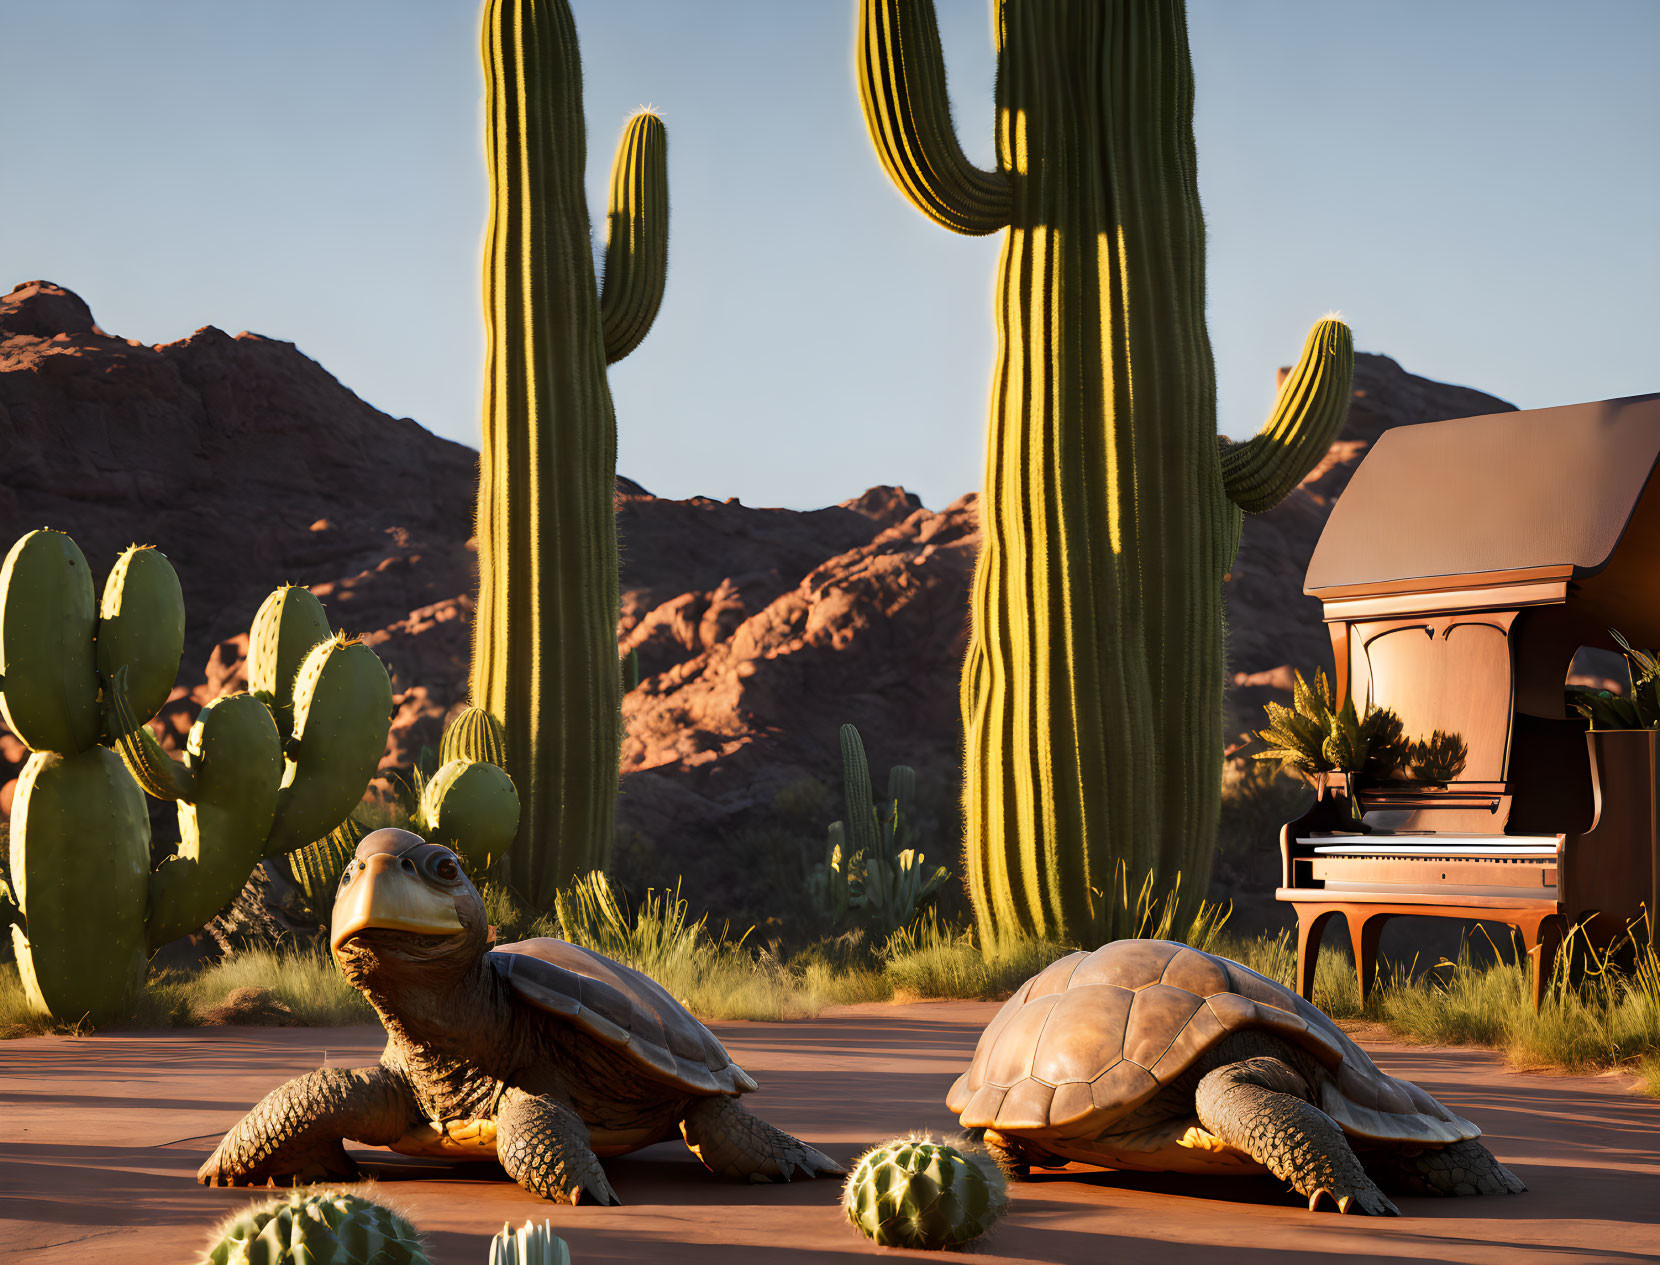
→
(331, 851, 464, 952)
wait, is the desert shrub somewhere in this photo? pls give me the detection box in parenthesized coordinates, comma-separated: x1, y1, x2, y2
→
(153, 946, 372, 1027)
(480, 881, 560, 944)
(883, 916, 1069, 1001)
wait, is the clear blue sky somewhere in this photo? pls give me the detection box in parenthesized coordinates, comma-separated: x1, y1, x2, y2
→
(4, 2, 1656, 511)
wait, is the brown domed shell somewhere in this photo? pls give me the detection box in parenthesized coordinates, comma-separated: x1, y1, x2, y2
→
(492, 938, 757, 1096)
(946, 940, 1477, 1146)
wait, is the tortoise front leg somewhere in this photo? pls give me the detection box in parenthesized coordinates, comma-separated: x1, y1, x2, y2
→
(198, 1065, 415, 1188)
(1194, 1055, 1400, 1216)
(495, 1088, 620, 1205)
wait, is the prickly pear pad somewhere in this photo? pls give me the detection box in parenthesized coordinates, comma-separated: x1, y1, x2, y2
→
(201, 1187, 429, 1265)
(842, 1132, 1009, 1251)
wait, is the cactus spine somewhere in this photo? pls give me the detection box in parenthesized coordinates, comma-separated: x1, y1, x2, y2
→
(857, 0, 1353, 946)
(488, 1220, 572, 1265)
(202, 1188, 429, 1265)
(472, 0, 668, 907)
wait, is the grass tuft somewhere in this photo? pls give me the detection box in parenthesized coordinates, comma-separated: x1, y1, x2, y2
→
(4, 869, 1655, 1100)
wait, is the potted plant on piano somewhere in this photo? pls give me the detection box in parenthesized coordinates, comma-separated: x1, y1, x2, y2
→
(1250, 671, 1470, 829)
(1251, 670, 1404, 830)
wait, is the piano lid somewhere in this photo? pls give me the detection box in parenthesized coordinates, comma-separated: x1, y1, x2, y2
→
(1306, 394, 1660, 596)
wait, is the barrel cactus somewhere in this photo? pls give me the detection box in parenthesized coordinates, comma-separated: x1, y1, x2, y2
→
(468, 0, 669, 909)
(488, 1220, 572, 1265)
(202, 1188, 428, 1265)
(438, 703, 508, 768)
(856, 0, 1354, 946)
(1, 528, 392, 1023)
(843, 1133, 1008, 1251)
(417, 757, 520, 873)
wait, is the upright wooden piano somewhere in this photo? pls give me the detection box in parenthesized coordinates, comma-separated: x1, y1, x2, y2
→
(1277, 394, 1660, 1007)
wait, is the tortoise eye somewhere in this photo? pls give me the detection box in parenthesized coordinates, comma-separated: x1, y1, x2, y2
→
(338, 861, 357, 889)
(430, 854, 461, 882)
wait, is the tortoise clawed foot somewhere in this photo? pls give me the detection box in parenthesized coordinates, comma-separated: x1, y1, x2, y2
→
(197, 1152, 360, 1189)
(562, 1169, 622, 1207)
(1307, 1184, 1400, 1216)
(681, 1095, 843, 1182)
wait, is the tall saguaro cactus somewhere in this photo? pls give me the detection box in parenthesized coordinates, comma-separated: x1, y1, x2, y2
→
(857, 0, 1353, 946)
(473, 0, 669, 908)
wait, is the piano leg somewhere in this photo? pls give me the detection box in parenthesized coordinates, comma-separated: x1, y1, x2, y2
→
(1515, 913, 1566, 1011)
(1293, 908, 1337, 1001)
(1350, 912, 1390, 1008)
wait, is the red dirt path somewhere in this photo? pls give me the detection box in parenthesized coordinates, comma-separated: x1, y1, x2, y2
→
(2, 1001, 1656, 1263)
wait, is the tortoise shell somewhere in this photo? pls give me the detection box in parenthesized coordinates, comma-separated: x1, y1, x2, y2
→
(947, 940, 1478, 1146)
(491, 938, 757, 1097)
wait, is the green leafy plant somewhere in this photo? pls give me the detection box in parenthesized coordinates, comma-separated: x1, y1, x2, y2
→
(1251, 670, 1406, 783)
(201, 1188, 428, 1265)
(812, 724, 949, 937)
(842, 1133, 1008, 1250)
(1573, 629, 1660, 729)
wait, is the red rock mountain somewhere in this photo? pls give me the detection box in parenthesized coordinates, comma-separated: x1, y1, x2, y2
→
(0, 281, 1513, 923)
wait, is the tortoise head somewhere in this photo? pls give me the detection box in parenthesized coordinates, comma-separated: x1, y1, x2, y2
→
(331, 827, 488, 987)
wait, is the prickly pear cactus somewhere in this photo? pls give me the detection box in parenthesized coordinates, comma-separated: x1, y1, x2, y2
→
(1, 526, 394, 1024)
(201, 1188, 429, 1265)
(842, 1134, 1008, 1251)
(488, 1219, 572, 1265)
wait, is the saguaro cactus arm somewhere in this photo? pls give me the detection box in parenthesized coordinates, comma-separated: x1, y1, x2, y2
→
(1220, 317, 1354, 513)
(600, 112, 669, 365)
(857, 0, 1011, 236)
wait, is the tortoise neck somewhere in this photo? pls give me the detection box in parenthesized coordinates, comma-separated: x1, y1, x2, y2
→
(368, 954, 513, 1066)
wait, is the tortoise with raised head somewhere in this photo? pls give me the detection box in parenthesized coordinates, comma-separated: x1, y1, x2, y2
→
(198, 828, 841, 1203)
(949, 939, 1525, 1215)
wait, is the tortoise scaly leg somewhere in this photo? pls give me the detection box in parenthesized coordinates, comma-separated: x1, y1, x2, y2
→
(680, 1095, 844, 1182)
(496, 1089, 620, 1205)
(198, 1065, 415, 1188)
(1194, 1056, 1400, 1216)
(1369, 1139, 1526, 1197)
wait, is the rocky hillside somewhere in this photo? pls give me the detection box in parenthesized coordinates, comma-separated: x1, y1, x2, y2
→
(0, 281, 1514, 925)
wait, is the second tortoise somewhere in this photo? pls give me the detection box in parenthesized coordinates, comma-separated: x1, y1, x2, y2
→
(950, 938, 1525, 1215)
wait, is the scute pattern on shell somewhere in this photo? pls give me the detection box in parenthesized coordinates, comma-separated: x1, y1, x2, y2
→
(492, 938, 757, 1096)
(947, 940, 1478, 1146)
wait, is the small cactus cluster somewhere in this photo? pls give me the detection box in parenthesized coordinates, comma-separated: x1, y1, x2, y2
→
(0, 529, 393, 1023)
(201, 1188, 429, 1265)
(842, 1133, 1009, 1251)
(488, 1219, 572, 1265)
(810, 724, 948, 936)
